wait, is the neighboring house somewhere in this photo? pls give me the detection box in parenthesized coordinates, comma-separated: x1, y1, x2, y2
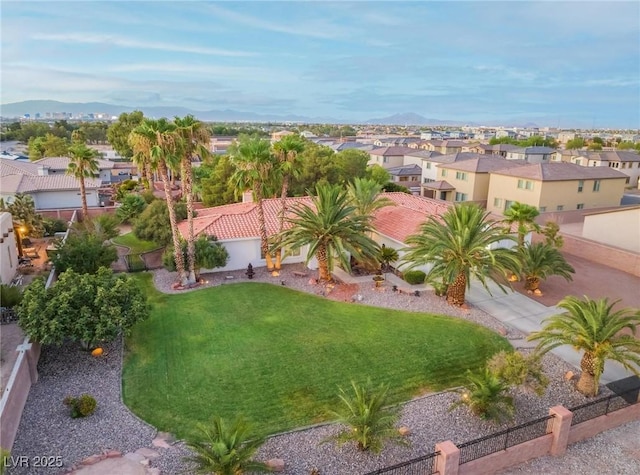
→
(271, 130, 294, 142)
(436, 157, 526, 204)
(495, 129, 518, 139)
(487, 162, 627, 215)
(420, 130, 444, 140)
(33, 156, 114, 183)
(300, 131, 317, 139)
(425, 140, 467, 154)
(554, 151, 640, 188)
(368, 146, 409, 169)
(557, 132, 577, 144)
(386, 164, 422, 194)
(0, 212, 18, 285)
(403, 150, 442, 168)
(506, 146, 556, 163)
(328, 142, 375, 153)
(210, 136, 236, 155)
(419, 152, 482, 198)
(0, 158, 102, 209)
(581, 206, 640, 253)
(469, 144, 521, 157)
(90, 145, 125, 161)
(0, 151, 29, 161)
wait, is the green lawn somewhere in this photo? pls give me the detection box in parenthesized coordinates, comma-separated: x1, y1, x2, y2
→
(112, 233, 160, 253)
(123, 274, 511, 441)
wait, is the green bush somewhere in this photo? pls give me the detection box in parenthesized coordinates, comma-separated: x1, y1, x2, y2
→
(403, 270, 426, 285)
(63, 394, 97, 418)
(43, 218, 67, 236)
(0, 285, 22, 308)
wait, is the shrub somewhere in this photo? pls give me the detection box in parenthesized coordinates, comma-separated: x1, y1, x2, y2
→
(43, 218, 67, 236)
(450, 369, 514, 422)
(64, 394, 97, 418)
(403, 270, 426, 285)
(488, 350, 549, 396)
(116, 194, 147, 223)
(0, 284, 22, 308)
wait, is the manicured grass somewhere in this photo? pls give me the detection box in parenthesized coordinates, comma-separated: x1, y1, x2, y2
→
(123, 274, 511, 440)
(112, 233, 160, 253)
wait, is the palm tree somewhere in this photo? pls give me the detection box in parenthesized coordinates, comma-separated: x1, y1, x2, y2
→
(273, 134, 306, 270)
(346, 177, 395, 218)
(277, 184, 380, 282)
(503, 202, 541, 249)
(67, 142, 99, 219)
(229, 135, 278, 271)
(174, 115, 211, 284)
(402, 203, 521, 307)
(519, 242, 575, 292)
(450, 369, 514, 422)
(528, 296, 640, 396)
(129, 118, 188, 286)
(379, 244, 399, 277)
(186, 416, 269, 475)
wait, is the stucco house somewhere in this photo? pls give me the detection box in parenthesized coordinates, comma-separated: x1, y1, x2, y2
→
(487, 162, 627, 215)
(32, 156, 115, 184)
(0, 212, 18, 285)
(506, 146, 556, 163)
(368, 146, 409, 169)
(552, 150, 640, 188)
(0, 158, 102, 210)
(469, 144, 521, 157)
(386, 164, 422, 195)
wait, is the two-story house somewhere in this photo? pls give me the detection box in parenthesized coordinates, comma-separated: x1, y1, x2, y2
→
(368, 146, 409, 169)
(419, 152, 481, 199)
(469, 144, 521, 157)
(553, 150, 640, 188)
(506, 146, 556, 163)
(487, 162, 627, 215)
(386, 164, 422, 195)
(425, 140, 467, 154)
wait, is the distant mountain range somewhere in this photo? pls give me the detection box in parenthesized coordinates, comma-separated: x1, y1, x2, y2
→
(0, 100, 530, 127)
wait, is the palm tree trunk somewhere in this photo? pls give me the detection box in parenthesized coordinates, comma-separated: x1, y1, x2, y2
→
(316, 244, 331, 282)
(577, 352, 599, 396)
(255, 189, 274, 271)
(184, 158, 197, 284)
(446, 272, 467, 306)
(274, 176, 290, 271)
(79, 175, 88, 220)
(525, 276, 540, 291)
(159, 162, 187, 286)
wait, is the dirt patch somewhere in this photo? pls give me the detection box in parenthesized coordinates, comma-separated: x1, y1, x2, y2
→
(325, 283, 360, 302)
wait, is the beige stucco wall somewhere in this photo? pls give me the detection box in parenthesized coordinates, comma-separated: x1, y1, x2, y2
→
(367, 154, 404, 169)
(0, 212, 18, 285)
(582, 207, 640, 253)
(487, 175, 543, 213)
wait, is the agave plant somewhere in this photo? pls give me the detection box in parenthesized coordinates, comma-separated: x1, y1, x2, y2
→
(324, 380, 407, 453)
(186, 416, 270, 475)
(450, 369, 514, 422)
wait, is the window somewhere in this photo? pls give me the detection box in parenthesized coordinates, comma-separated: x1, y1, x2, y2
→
(557, 205, 564, 211)
(577, 180, 584, 192)
(425, 162, 431, 169)
(576, 203, 584, 210)
(593, 180, 601, 192)
(383, 157, 388, 163)
(626, 177, 631, 184)
(286, 246, 301, 257)
(441, 169, 447, 177)
(494, 197, 503, 208)
(525, 181, 533, 190)
(454, 192, 468, 202)
(505, 200, 514, 210)
(517, 179, 524, 189)
(539, 206, 547, 212)
(621, 162, 626, 169)
(455, 171, 468, 181)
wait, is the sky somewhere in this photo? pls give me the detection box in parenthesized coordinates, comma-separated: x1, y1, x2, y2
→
(1, 0, 639, 128)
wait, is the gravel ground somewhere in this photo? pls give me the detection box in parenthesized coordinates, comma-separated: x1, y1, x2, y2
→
(7, 264, 636, 474)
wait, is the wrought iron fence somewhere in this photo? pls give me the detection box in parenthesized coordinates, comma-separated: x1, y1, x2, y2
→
(457, 414, 555, 465)
(569, 386, 639, 426)
(364, 451, 439, 475)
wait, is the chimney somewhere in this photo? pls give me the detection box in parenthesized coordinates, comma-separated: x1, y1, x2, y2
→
(242, 190, 254, 203)
(37, 166, 50, 176)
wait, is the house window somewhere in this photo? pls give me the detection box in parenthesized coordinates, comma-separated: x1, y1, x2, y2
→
(557, 205, 564, 211)
(626, 177, 631, 184)
(576, 203, 584, 210)
(441, 169, 447, 177)
(454, 192, 468, 202)
(426, 162, 431, 169)
(577, 180, 584, 192)
(505, 200, 514, 210)
(525, 181, 533, 190)
(539, 206, 547, 212)
(621, 162, 626, 169)
(517, 179, 524, 189)
(494, 198, 503, 208)
(423, 178, 434, 184)
(455, 171, 468, 181)
(383, 157, 388, 163)
(286, 246, 301, 257)
(593, 180, 601, 192)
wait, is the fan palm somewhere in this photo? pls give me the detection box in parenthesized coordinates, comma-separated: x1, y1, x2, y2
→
(273, 134, 306, 270)
(186, 416, 269, 475)
(528, 296, 640, 396)
(129, 118, 188, 286)
(277, 184, 380, 282)
(346, 177, 395, 218)
(229, 135, 278, 271)
(174, 115, 211, 284)
(519, 242, 575, 291)
(402, 203, 520, 306)
(503, 202, 541, 249)
(67, 142, 99, 218)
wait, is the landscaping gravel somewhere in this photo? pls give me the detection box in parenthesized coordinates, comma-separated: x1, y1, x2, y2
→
(7, 265, 635, 474)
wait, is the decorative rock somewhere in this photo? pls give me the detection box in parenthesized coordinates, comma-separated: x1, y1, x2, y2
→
(124, 452, 147, 464)
(534, 289, 543, 296)
(135, 448, 160, 459)
(308, 278, 317, 285)
(398, 426, 411, 436)
(104, 450, 122, 459)
(498, 327, 508, 336)
(156, 431, 175, 443)
(266, 458, 285, 472)
(81, 455, 104, 465)
(146, 468, 161, 475)
(565, 370, 575, 381)
(152, 437, 172, 449)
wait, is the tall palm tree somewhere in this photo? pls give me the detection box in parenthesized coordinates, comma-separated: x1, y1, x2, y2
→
(273, 134, 306, 270)
(528, 296, 640, 396)
(503, 202, 541, 249)
(519, 242, 575, 292)
(277, 184, 380, 282)
(129, 118, 188, 286)
(229, 135, 277, 271)
(346, 177, 395, 218)
(402, 203, 521, 306)
(174, 115, 211, 284)
(67, 143, 99, 219)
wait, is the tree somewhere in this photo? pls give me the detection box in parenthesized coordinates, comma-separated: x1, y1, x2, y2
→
(519, 242, 575, 292)
(591, 136, 604, 144)
(116, 194, 147, 223)
(503, 201, 541, 249)
(71, 129, 87, 144)
(402, 203, 520, 306)
(107, 111, 144, 159)
(540, 221, 564, 248)
(174, 115, 212, 284)
(229, 135, 278, 271)
(28, 133, 69, 160)
(198, 156, 237, 206)
(365, 164, 391, 186)
(277, 184, 380, 282)
(588, 142, 603, 151)
(288, 142, 339, 196)
(67, 142, 100, 218)
(162, 234, 229, 279)
(130, 118, 188, 285)
(186, 416, 269, 475)
(134, 199, 187, 246)
(450, 369, 514, 422)
(379, 244, 399, 276)
(273, 133, 306, 270)
(565, 137, 585, 150)
(334, 149, 369, 182)
(52, 232, 118, 274)
(324, 380, 406, 453)
(84, 214, 121, 241)
(1, 193, 44, 237)
(17, 268, 149, 349)
(616, 141, 636, 151)
(347, 177, 395, 218)
(528, 296, 640, 396)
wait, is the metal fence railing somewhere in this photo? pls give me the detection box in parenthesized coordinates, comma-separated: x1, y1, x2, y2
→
(364, 451, 439, 475)
(457, 415, 555, 465)
(569, 386, 639, 426)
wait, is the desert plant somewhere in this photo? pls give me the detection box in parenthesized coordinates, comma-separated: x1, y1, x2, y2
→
(403, 270, 426, 285)
(0, 284, 23, 308)
(379, 244, 399, 275)
(541, 221, 564, 248)
(487, 351, 549, 396)
(63, 394, 97, 418)
(324, 380, 406, 453)
(450, 369, 514, 422)
(186, 416, 269, 475)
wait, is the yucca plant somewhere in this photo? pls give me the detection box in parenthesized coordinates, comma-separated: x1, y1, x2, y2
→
(186, 416, 270, 475)
(324, 380, 407, 453)
(450, 369, 514, 422)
